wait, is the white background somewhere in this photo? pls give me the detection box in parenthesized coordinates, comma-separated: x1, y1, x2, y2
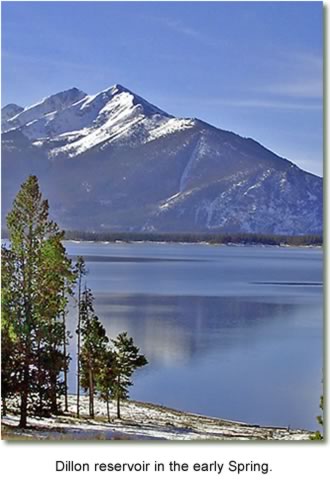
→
(0, 0, 328, 478)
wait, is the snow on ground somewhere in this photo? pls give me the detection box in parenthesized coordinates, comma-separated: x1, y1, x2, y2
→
(1, 395, 311, 441)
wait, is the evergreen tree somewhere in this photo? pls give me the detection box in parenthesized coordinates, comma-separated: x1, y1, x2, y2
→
(97, 349, 116, 422)
(310, 394, 324, 440)
(61, 283, 72, 413)
(34, 235, 76, 415)
(75, 256, 86, 418)
(1, 247, 21, 415)
(111, 332, 148, 419)
(80, 288, 109, 418)
(3, 175, 74, 426)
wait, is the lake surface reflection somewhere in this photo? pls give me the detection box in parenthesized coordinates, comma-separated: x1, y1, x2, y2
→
(65, 242, 322, 430)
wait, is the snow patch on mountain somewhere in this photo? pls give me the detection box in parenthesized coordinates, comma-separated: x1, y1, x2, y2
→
(2, 85, 197, 159)
(46, 92, 194, 157)
(2, 88, 87, 134)
(147, 118, 195, 143)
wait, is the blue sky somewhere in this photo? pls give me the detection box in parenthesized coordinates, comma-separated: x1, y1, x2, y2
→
(1, 1, 323, 176)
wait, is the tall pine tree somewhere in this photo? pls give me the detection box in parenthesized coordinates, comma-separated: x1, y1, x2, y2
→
(1, 247, 21, 415)
(3, 175, 75, 426)
(34, 235, 76, 415)
(97, 348, 116, 422)
(111, 332, 148, 419)
(80, 288, 109, 419)
(75, 256, 86, 418)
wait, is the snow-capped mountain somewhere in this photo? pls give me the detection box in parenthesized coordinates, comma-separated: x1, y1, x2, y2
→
(1, 84, 322, 235)
(1, 103, 24, 126)
(2, 85, 193, 156)
(2, 87, 87, 138)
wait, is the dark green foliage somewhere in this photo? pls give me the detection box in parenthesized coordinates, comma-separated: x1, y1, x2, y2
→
(111, 332, 148, 419)
(80, 288, 109, 418)
(61, 284, 73, 413)
(2, 175, 76, 425)
(2, 175, 150, 428)
(34, 235, 76, 415)
(75, 256, 87, 418)
(96, 349, 116, 422)
(310, 395, 324, 440)
(1, 247, 22, 415)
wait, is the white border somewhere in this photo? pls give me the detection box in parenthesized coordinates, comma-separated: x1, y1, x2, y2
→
(0, 1, 328, 479)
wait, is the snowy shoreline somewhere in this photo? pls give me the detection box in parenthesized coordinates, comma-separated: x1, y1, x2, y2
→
(2, 395, 311, 441)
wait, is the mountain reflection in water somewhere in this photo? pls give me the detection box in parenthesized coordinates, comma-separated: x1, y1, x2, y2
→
(93, 294, 299, 365)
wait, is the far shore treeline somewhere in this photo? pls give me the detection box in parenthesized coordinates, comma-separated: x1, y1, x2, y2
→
(2, 229, 321, 247)
(1, 175, 147, 428)
(62, 230, 322, 247)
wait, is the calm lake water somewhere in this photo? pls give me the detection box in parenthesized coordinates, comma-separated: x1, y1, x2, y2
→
(64, 241, 323, 430)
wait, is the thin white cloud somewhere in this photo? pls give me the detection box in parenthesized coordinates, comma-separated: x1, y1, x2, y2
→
(211, 98, 322, 111)
(254, 51, 323, 100)
(261, 81, 322, 99)
(142, 14, 223, 48)
(2, 50, 123, 81)
(1, 51, 93, 72)
(164, 18, 200, 38)
(156, 93, 322, 112)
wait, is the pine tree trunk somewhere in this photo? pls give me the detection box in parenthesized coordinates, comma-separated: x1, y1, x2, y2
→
(106, 395, 110, 423)
(50, 348, 58, 415)
(76, 276, 81, 418)
(62, 291, 68, 412)
(20, 236, 32, 429)
(116, 373, 121, 419)
(50, 371, 58, 414)
(19, 392, 28, 428)
(38, 387, 43, 415)
(48, 324, 58, 415)
(116, 394, 120, 419)
(64, 352, 68, 412)
(37, 338, 43, 415)
(91, 371, 94, 419)
(88, 358, 94, 419)
(19, 362, 29, 428)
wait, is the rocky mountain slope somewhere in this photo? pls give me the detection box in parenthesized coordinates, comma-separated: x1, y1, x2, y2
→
(1, 85, 322, 235)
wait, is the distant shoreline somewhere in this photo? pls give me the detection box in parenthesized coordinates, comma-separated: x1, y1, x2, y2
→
(2, 230, 322, 248)
(61, 231, 322, 248)
(64, 239, 323, 250)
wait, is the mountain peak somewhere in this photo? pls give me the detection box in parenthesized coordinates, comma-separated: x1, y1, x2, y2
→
(1, 103, 24, 125)
(2, 84, 322, 235)
(94, 83, 171, 120)
(111, 83, 128, 94)
(2, 102, 23, 112)
(38, 87, 87, 107)
(97, 84, 131, 98)
(2, 87, 88, 135)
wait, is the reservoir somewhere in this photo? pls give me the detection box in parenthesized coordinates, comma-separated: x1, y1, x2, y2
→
(64, 241, 323, 430)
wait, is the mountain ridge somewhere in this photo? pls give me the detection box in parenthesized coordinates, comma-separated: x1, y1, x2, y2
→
(1, 84, 322, 235)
